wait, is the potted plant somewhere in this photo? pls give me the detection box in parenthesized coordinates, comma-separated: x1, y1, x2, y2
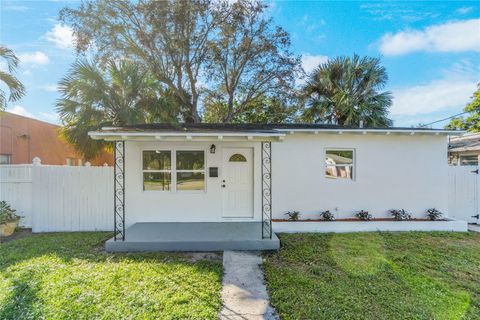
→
(0, 201, 21, 237)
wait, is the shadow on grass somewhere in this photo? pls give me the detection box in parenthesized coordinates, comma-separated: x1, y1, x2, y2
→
(327, 232, 470, 319)
(264, 232, 475, 320)
(328, 232, 387, 276)
(0, 232, 113, 270)
(0, 232, 223, 319)
(0, 272, 42, 319)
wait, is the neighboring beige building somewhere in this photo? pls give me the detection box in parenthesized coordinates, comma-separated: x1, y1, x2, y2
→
(448, 133, 480, 166)
(0, 111, 112, 166)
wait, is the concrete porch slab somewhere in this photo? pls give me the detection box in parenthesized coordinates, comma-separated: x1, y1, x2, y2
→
(105, 222, 280, 252)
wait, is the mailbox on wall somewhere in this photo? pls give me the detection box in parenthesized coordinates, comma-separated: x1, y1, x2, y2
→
(209, 167, 218, 177)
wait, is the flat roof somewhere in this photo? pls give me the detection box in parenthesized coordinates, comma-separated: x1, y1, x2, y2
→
(89, 123, 463, 141)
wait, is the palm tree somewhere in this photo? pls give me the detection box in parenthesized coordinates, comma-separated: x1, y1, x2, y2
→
(0, 45, 26, 110)
(57, 59, 180, 160)
(301, 55, 392, 127)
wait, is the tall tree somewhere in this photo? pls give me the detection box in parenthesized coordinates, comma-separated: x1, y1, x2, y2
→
(0, 45, 26, 110)
(203, 94, 297, 123)
(206, 0, 300, 122)
(61, 0, 223, 123)
(301, 55, 393, 127)
(446, 83, 480, 132)
(60, 0, 300, 123)
(57, 59, 179, 160)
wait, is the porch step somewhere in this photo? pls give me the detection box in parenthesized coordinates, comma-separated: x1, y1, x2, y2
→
(105, 222, 280, 252)
(106, 238, 279, 252)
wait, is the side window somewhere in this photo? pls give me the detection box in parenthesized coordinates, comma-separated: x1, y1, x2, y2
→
(325, 149, 354, 180)
(176, 151, 205, 191)
(0, 154, 12, 165)
(460, 155, 478, 166)
(143, 151, 172, 191)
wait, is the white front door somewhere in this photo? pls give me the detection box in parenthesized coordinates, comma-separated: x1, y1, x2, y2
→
(222, 148, 253, 218)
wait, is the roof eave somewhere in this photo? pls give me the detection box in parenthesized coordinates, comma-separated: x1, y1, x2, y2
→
(88, 131, 286, 142)
(274, 128, 464, 135)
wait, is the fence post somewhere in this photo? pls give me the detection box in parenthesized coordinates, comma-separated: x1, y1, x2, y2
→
(32, 157, 41, 166)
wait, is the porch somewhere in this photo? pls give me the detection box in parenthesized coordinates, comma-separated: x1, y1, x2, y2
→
(105, 222, 280, 252)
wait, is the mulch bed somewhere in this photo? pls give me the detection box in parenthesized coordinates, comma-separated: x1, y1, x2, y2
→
(273, 218, 443, 222)
(0, 228, 33, 244)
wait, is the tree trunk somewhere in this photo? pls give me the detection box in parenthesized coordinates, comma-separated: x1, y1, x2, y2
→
(223, 95, 235, 123)
(190, 94, 201, 123)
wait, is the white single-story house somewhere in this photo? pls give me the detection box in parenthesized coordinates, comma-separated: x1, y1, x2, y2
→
(89, 123, 466, 252)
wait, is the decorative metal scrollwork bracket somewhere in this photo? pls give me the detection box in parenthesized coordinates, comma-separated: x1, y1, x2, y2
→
(114, 141, 125, 241)
(262, 141, 272, 239)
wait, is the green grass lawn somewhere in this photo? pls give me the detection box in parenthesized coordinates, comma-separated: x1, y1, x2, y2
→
(264, 232, 480, 320)
(0, 232, 223, 320)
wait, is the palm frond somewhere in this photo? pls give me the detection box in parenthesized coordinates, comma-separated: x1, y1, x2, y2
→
(56, 58, 180, 159)
(0, 70, 26, 107)
(0, 45, 20, 72)
(301, 54, 392, 127)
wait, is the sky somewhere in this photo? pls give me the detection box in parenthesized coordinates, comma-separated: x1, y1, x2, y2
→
(1, 0, 479, 128)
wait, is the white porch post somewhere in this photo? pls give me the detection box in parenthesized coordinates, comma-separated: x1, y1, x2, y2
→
(114, 141, 125, 241)
(261, 141, 272, 239)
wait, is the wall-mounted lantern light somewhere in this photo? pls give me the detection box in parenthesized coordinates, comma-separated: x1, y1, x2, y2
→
(210, 144, 216, 154)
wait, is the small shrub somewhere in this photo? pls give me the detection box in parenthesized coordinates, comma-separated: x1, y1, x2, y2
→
(390, 209, 412, 221)
(0, 201, 20, 224)
(284, 211, 300, 221)
(355, 210, 372, 221)
(426, 208, 443, 221)
(320, 210, 335, 221)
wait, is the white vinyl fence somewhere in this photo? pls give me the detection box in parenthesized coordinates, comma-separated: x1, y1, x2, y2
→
(448, 165, 479, 224)
(0, 165, 33, 227)
(0, 162, 113, 232)
(1, 161, 479, 233)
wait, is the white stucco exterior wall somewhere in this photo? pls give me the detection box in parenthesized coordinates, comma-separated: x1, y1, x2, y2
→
(122, 133, 449, 225)
(124, 140, 262, 227)
(272, 133, 449, 220)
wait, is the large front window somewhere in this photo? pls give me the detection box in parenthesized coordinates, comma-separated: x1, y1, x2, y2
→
(325, 149, 354, 180)
(176, 151, 205, 191)
(143, 151, 172, 191)
(142, 150, 205, 191)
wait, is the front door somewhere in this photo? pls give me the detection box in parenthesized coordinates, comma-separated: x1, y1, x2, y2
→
(222, 148, 253, 218)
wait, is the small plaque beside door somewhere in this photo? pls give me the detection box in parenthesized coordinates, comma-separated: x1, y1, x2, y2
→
(209, 167, 218, 177)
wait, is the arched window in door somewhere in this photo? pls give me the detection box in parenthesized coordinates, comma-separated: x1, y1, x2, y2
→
(229, 154, 247, 162)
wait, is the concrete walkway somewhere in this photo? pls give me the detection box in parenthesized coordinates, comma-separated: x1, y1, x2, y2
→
(219, 251, 279, 320)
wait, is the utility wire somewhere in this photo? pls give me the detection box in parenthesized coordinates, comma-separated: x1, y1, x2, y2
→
(419, 110, 472, 128)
